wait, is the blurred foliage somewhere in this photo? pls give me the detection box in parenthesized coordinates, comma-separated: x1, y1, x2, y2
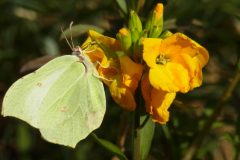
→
(0, 0, 240, 159)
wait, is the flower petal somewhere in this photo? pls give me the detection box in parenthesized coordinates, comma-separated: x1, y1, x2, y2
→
(119, 55, 143, 92)
(109, 80, 136, 111)
(97, 55, 138, 111)
(171, 53, 203, 90)
(163, 33, 209, 68)
(141, 73, 176, 124)
(143, 38, 162, 68)
(97, 56, 120, 86)
(87, 49, 104, 64)
(149, 62, 190, 93)
(81, 36, 104, 63)
(141, 73, 152, 114)
(151, 88, 176, 124)
(89, 30, 121, 51)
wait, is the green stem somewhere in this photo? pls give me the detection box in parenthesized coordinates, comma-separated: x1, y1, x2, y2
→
(132, 83, 145, 160)
(133, 105, 141, 160)
(182, 70, 240, 160)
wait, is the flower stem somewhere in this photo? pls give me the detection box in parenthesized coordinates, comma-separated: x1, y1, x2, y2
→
(182, 69, 240, 160)
(132, 84, 145, 160)
(133, 104, 141, 160)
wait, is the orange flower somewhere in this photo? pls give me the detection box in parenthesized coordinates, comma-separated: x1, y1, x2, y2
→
(143, 33, 209, 93)
(86, 30, 143, 111)
(98, 54, 143, 110)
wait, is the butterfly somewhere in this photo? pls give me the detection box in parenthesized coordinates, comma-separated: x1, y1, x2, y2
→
(1, 22, 106, 148)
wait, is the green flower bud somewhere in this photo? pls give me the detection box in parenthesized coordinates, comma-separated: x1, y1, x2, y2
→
(128, 10, 142, 33)
(149, 26, 162, 38)
(145, 3, 164, 37)
(117, 28, 132, 51)
(130, 28, 140, 44)
(141, 29, 148, 38)
(160, 30, 173, 39)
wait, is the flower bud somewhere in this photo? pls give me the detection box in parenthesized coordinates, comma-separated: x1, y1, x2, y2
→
(130, 28, 140, 44)
(145, 3, 163, 38)
(117, 28, 132, 51)
(160, 30, 173, 39)
(149, 26, 162, 38)
(128, 10, 142, 34)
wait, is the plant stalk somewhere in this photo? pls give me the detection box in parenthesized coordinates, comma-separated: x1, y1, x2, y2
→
(133, 105, 141, 160)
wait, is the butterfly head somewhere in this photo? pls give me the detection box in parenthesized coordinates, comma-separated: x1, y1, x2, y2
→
(72, 46, 84, 57)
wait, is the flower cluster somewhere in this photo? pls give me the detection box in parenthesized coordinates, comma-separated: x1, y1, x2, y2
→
(83, 3, 209, 124)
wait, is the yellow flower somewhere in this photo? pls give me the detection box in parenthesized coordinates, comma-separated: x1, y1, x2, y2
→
(86, 30, 143, 111)
(143, 33, 209, 93)
(141, 73, 176, 124)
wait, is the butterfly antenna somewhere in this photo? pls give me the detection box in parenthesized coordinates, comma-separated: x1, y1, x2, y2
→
(61, 27, 73, 51)
(69, 21, 75, 49)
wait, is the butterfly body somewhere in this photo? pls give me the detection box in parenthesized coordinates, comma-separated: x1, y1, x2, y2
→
(72, 46, 95, 74)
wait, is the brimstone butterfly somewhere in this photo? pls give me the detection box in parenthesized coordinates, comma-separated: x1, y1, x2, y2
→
(1, 36, 106, 148)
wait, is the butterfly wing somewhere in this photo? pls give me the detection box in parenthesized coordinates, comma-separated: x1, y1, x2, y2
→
(37, 62, 106, 147)
(2, 55, 106, 147)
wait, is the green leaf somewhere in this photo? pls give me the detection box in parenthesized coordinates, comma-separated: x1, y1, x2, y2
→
(60, 24, 104, 39)
(12, 0, 47, 12)
(115, 0, 128, 15)
(91, 133, 128, 160)
(17, 123, 32, 152)
(2, 55, 106, 148)
(139, 115, 155, 160)
(136, 0, 146, 12)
